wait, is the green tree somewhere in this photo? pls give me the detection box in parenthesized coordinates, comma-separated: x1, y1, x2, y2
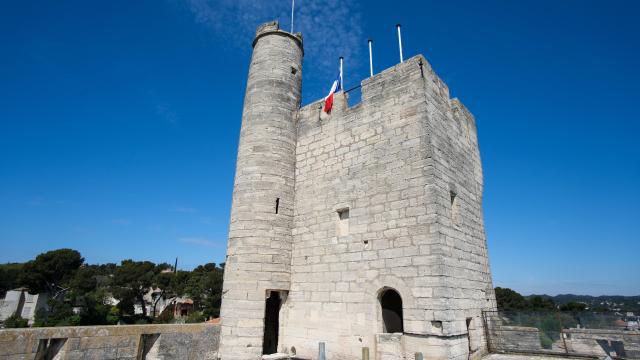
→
(529, 296, 556, 310)
(495, 287, 528, 311)
(68, 266, 98, 295)
(188, 263, 224, 319)
(19, 249, 84, 294)
(33, 298, 79, 327)
(111, 260, 158, 317)
(0, 263, 24, 296)
(560, 301, 587, 312)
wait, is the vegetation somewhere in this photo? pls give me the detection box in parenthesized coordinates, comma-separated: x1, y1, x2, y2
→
(3, 314, 29, 328)
(495, 287, 640, 313)
(0, 249, 224, 327)
(495, 287, 556, 311)
(0, 263, 24, 297)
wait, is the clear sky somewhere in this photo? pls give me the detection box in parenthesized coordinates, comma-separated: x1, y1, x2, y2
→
(1, 0, 638, 296)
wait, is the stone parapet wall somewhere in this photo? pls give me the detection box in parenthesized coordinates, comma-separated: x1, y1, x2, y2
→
(488, 326, 542, 353)
(0, 323, 219, 360)
(564, 328, 640, 359)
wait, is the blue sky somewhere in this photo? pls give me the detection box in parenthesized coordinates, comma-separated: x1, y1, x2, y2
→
(1, 0, 638, 296)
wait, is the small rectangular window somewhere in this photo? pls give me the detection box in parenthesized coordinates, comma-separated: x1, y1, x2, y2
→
(336, 208, 349, 237)
(275, 198, 280, 214)
(450, 191, 460, 225)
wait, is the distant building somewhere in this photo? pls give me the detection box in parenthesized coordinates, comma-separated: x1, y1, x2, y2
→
(0, 288, 48, 326)
(131, 288, 194, 319)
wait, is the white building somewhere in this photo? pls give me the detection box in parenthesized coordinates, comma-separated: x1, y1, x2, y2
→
(0, 288, 48, 326)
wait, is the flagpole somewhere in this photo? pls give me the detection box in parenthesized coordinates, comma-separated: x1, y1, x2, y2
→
(396, 24, 404, 63)
(339, 56, 344, 91)
(368, 39, 374, 77)
(291, 0, 295, 33)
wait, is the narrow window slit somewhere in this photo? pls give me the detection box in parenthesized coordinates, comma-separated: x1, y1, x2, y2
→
(275, 198, 280, 214)
(450, 190, 460, 225)
(336, 208, 349, 236)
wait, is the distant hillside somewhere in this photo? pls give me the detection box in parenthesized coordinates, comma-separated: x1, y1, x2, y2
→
(529, 294, 640, 313)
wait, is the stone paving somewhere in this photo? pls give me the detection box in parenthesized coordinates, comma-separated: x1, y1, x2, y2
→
(483, 354, 596, 360)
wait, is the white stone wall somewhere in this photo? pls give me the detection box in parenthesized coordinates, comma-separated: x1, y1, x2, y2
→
(276, 56, 495, 359)
(218, 21, 303, 360)
(0, 290, 25, 323)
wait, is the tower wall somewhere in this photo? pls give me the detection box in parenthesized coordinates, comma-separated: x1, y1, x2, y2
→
(220, 20, 496, 360)
(219, 21, 303, 360)
(277, 56, 495, 359)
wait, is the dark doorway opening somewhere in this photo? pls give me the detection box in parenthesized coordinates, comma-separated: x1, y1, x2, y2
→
(380, 288, 403, 333)
(262, 291, 282, 355)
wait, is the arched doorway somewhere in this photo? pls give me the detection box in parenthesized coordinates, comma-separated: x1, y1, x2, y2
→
(379, 288, 403, 333)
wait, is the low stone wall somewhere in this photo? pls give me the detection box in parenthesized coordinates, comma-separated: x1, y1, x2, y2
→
(373, 332, 484, 360)
(488, 326, 542, 353)
(0, 323, 219, 360)
(564, 328, 640, 359)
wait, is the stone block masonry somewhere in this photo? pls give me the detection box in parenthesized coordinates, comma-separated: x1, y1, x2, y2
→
(219, 20, 497, 360)
(219, 20, 303, 360)
(0, 323, 219, 360)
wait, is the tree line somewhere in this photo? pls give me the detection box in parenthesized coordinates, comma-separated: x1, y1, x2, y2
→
(495, 287, 588, 312)
(0, 249, 224, 328)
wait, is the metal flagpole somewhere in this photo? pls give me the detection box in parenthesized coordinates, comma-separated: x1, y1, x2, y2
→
(339, 56, 344, 91)
(291, 0, 295, 33)
(368, 39, 374, 77)
(396, 24, 404, 63)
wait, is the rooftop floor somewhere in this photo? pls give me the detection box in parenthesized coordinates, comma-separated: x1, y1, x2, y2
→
(484, 354, 597, 360)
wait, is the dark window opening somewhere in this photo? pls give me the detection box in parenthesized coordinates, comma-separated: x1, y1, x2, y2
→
(380, 288, 403, 333)
(263, 291, 283, 355)
(466, 317, 473, 352)
(450, 190, 460, 225)
(275, 198, 280, 214)
(336, 208, 349, 236)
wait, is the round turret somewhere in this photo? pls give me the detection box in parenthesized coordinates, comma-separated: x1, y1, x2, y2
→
(219, 21, 303, 359)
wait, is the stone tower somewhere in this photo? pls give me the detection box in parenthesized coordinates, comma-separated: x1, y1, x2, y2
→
(220, 20, 496, 360)
(218, 22, 303, 359)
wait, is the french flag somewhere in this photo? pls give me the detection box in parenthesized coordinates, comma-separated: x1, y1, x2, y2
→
(323, 72, 342, 113)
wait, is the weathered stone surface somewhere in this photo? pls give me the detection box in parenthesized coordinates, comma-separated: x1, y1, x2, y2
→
(218, 19, 304, 360)
(0, 323, 219, 360)
(219, 20, 496, 360)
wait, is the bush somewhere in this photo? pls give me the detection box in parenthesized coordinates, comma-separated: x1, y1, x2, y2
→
(106, 306, 120, 325)
(4, 314, 29, 328)
(153, 310, 174, 324)
(185, 311, 205, 324)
